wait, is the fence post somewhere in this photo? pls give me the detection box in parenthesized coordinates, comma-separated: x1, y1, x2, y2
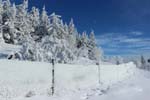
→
(51, 59, 55, 95)
(97, 62, 101, 85)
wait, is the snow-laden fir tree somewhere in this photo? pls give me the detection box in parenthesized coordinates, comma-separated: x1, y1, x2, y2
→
(0, 1, 3, 43)
(141, 55, 146, 69)
(77, 31, 89, 58)
(68, 19, 77, 48)
(0, 0, 103, 64)
(30, 7, 40, 27)
(41, 13, 75, 63)
(88, 30, 101, 61)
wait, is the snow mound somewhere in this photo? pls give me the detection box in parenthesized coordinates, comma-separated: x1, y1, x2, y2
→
(0, 43, 21, 54)
(0, 43, 21, 59)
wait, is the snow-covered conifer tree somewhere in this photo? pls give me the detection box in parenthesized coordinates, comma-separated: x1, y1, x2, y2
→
(69, 18, 75, 34)
(30, 7, 40, 27)
(89, 30, 96, 47)
(88, 30, 101, 61)
(0, 2, 3, 43)
(76, 32, 89, 58)
(23, 0, 28, 10)
(34, 6, 50, 41)
(20, 33, 40, 61)
(49, 12, 65, 39)
(0, 24, 3, 43)
(0, 0, 3, 13)
(11, 3, 16, 20)
(67, 19, 77, 50)
(64, 23, 69, 34)
(41, 6, 49, 27)
(0, 0, 103, 63)
(141, 55, 146, 69)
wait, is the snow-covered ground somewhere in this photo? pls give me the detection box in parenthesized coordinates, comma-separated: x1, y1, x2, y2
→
(0, 43, 21, 59)
(0, 60, 149, 100)
(90, 69, 150, 100)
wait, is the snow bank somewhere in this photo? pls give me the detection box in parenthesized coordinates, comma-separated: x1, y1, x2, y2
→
(0, 43, 21, 54)
(0, 43, 21, 59)
(100, 62, 136, 86)
(89, 67, 150, 100)
(0, 60, 136, 99)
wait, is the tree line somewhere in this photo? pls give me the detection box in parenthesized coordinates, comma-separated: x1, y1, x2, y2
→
(0, 0, 102, 63)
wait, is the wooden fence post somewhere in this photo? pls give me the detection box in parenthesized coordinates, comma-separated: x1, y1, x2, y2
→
(97, 62, 101, 85)
(51, 59, 55, 95)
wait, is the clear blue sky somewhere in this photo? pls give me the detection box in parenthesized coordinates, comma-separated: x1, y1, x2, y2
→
(11, 0, 150, 56)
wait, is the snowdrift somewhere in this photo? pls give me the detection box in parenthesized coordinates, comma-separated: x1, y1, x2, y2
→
(0, 43, 21, 59)
(0, 60, 136, 99)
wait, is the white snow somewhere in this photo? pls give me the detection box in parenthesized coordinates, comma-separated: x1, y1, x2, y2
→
(90, 69, 150, 100)
(0, 43, 21, 58)
(0, 59, 140, 100)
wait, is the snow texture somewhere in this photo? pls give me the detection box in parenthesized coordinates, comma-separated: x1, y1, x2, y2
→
(0, 60, 137, 100)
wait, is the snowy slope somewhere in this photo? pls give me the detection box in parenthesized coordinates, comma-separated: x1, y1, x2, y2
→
(0, 60, 136, 100)
(90, 69, 150, 100)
